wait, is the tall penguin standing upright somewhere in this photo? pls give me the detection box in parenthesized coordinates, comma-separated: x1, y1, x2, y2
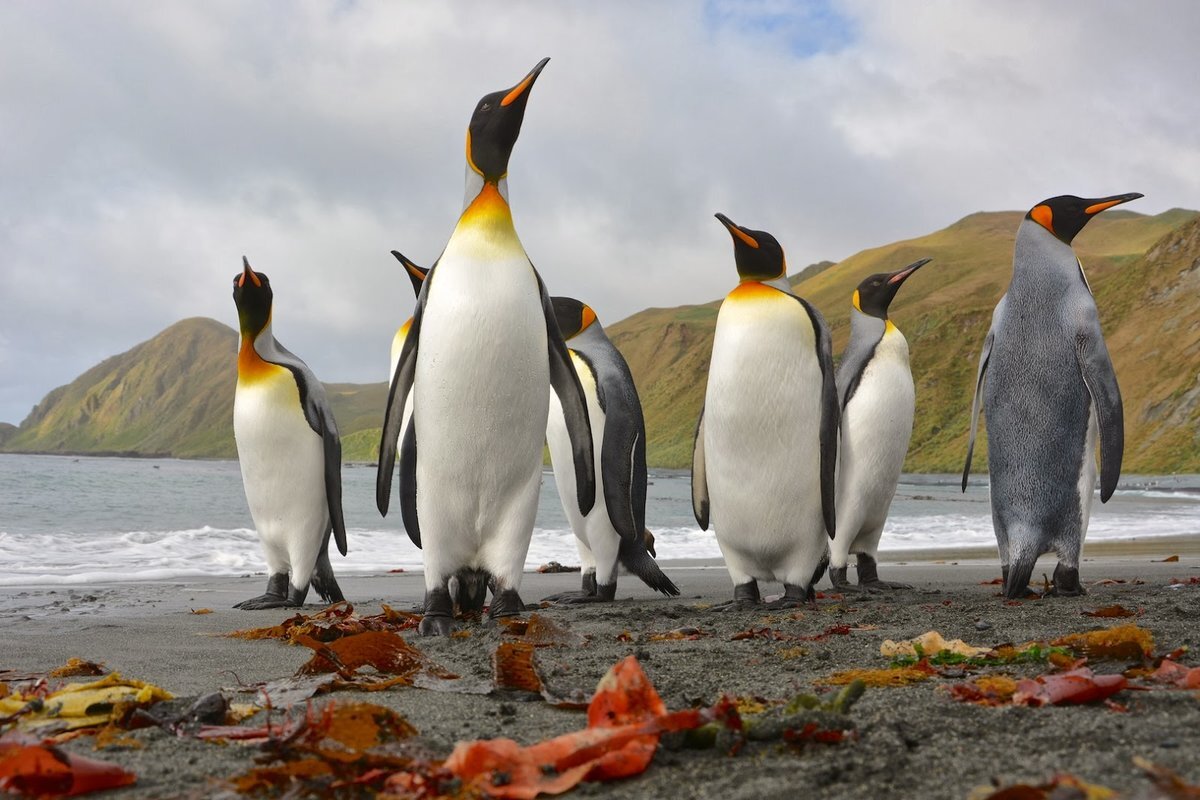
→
(544, 297, 679, 603)
(964, 193, 1140, 599)
(232, 257, 347, 609)
(692, 214, 839, 609)
(376, 59, 596, 636)
(830, 258, 930, 592)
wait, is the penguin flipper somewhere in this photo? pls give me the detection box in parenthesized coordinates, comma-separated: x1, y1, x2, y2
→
(593, 359, 648, 544)
(793, 296, 839, 540)
(538, 275, 596, 516)
(399, 418, 421, 547)
(691, 407, 709, 530)
(963, 296, 1004, 492)
(836, 322, 884, 411)
(1075, 320, 1124, 502)
(319, 406, 348, 557)
(377, 274, 428, 516)
(270, 347, 348, 558)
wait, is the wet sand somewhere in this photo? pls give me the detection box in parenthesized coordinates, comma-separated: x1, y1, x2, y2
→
(2, 547, 1199, 799)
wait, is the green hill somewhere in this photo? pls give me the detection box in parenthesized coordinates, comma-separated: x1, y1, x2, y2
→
(4, 207, 1198, 474)
(3, 317, 388, 460)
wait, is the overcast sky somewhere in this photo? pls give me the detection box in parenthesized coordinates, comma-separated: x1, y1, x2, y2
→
(1, 1, 1197, 424)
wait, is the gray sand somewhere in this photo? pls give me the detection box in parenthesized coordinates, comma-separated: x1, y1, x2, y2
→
(2, 549, 1199, 799)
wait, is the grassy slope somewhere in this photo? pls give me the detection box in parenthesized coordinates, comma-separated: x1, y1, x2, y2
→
(4, 318, 389, 460)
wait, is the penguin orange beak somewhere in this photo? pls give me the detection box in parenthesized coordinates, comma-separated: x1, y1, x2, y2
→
(240, 256, 262, 288)
(502, 57, 550, 107)
(887, 257, 932, 285)
(1083, 192, 1144, 216)
(715, 213, 760, 249)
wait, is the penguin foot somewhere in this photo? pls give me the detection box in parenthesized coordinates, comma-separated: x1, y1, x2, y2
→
(489, 589, 526, 619)
(418, 587, 454, 637)
(828, 566, 867, 593)
(761, 584, 808, 610)
(544, 583, 617, 605)
(582, 570, 598, 596)
(709, 580, 761, 611)
(233, 574, 293, 610)
(854, 554, 912, 591)
(1048, 564, 1086, 597)
(233, 594, 297, 610)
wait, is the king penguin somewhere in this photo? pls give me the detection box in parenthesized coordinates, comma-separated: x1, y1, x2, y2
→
(376, 58, 596, 636)
(232, 257, 347, 609)
(544, 297, 680, 603)
(692, 214, 839, 609)
(829, 258, 930, 592)
(964, 193, 1140, 599)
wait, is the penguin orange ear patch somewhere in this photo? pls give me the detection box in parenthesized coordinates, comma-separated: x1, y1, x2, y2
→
(1030, 204, 1054, 234)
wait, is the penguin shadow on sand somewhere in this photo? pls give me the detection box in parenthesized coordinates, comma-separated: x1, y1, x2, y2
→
(231, 257, 348, 610)
(693, 214, 838, 611)
(375, 58, 598, 636)
(965, 192, 1140, 600)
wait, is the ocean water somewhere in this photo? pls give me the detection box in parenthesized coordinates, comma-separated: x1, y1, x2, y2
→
(1, 453, 1197, 586)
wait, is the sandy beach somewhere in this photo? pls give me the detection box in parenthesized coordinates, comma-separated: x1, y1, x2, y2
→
(3, 546, 1199, 799)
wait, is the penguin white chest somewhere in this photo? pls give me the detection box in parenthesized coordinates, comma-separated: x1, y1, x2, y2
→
(842, 328, 915, 473)
(416, 254, 549, 459)
(411, 218, 549, 555)
(703, 284, 826, 574)
(838, 327, 914, 526)
(233, 367, 328, 550)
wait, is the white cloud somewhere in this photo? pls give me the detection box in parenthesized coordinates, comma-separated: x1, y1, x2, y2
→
(1, 0, 1197, 422)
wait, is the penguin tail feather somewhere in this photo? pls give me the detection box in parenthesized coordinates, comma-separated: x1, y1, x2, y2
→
(618, 535, 679, 597)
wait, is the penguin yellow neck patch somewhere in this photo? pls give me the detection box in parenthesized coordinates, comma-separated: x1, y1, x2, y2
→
(237, 338, 283, 384)
(728, 280, 780, 302)
(851, 289, 862, 312)
(460, 182, 514, 229)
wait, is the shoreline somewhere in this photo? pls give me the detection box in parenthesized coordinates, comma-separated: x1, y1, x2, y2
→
(4, 534, 1199, 592)
(3, 551, 1199, 799)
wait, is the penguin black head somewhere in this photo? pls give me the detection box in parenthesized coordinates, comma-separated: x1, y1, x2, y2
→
(715, 213, 787, 281)
(853, 258, 931, 320)
(390, 250, 428, 298)
(232, 256, 273, 337)
(551, 296, 598, 340)
(466, 57, 550, 183)
(1025, 193, 1143, 245)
